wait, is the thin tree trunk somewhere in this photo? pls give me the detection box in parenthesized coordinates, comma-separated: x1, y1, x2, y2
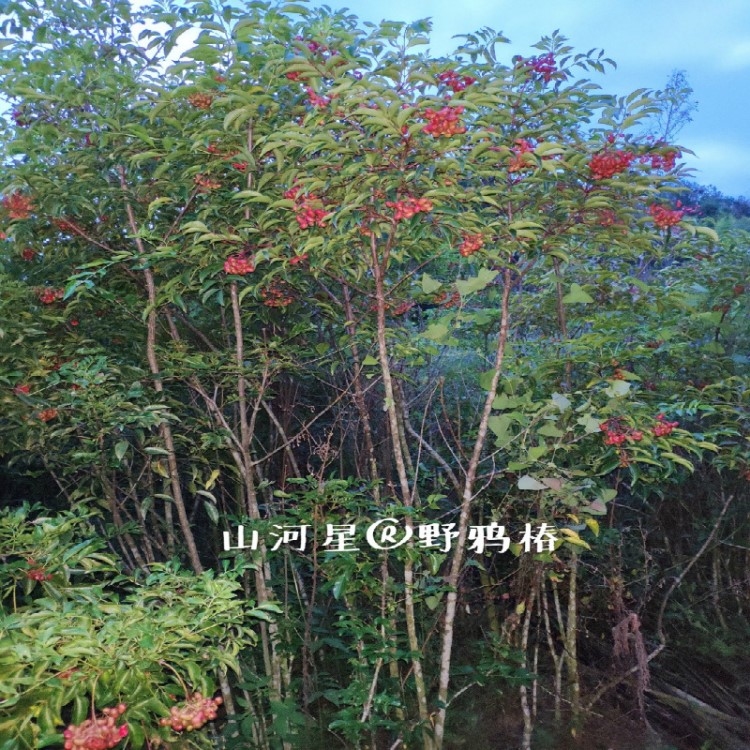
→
(371, 231, 432, 749)
(119, 166, 203, 574)
(433, 269, 513, 749)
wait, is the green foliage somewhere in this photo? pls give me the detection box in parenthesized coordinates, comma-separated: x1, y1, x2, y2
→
(0, 505, 261, 749)
(0, 0, 748, 747)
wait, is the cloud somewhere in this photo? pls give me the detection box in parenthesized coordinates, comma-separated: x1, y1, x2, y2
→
(682, 140, 750, 195)
(718, 39, 750, 71)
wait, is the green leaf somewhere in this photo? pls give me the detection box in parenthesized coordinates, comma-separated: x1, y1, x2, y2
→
(424, 323, 449, 342)
(421, 273, 442, 294)
(517, 475, 548, 491)
(577, 414, 601, 434)
(538, 422, 564, 438)
(202, 500, 219, 523)
(425, 595, 442, 611)
(456, 268, 498, 298)
(551, 393, 571, 412)
(114, 441, 129, 461)
(661, 452, 694, 471)
(562, 283, 594, 304)
(604, 380, 630, 397)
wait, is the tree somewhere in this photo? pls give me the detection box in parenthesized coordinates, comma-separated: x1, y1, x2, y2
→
(646, 69, 698, 142)
(1, 1, 748, 749)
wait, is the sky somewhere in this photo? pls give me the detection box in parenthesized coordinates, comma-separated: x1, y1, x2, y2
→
(319, 0, 750, 198)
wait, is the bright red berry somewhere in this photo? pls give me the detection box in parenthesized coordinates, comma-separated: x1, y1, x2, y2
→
(223, 255, 255, 275)
(423, 106, 466, 137)
(589, 149, 635, 179)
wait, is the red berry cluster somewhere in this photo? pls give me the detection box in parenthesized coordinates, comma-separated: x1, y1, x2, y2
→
(2, 191, 33, 220)
(423, 106, 466, 137)
(37, 287, 64, 305)
(295, 36, 330, 56)
(187, 93, 213, 110)
(231, 161, 248, 172)
(305, 87, 331, 108)
(459, 233, 484, 257)
(286, 70, 307, 82)
(649, 203, 684, 229)
(14, 384, 30, 395)
(284, 185, 329, 228)
(21, 248, 36, 261)
(393, 300, 415, 316)
(25, 558, 53, 581)
(433, 290, 460, 309)
(159, 693, 223, 733)
(519, 52, 558, 82)
(436, 70, 477, 92)
(641, 149, 680, 171)
(652, 413, 679, 437)
(261, 282, 294, 307)
(38, 408, 58, 422)
(12, 108, 30, 127)
(223, 255, 255, 275)
(599, 418, 643, 446)
(63, 704, 128, 750)
(596, 209, 620, 227)
(385, 197, 433, 222)
(589, 149, 636, 179)
(508, 138, 534, 172)
(194, 174, 222, 191)
(296, 205, 328, 229)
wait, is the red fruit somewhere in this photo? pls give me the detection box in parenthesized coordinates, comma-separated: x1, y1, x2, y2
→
(14, 384, 30, 395)
(305, 87, 330, 108)
(261, 281, 294, 307)
(436, 69, 477, 92)
(187, 93, 213, 110)
(2, 191, 33, 219)
(393, 300, 415, 316)
(162, 693, 223, 733)
(63, 705, 127, 750)
(70, 319, 79, 327)
(231, 161, 248, 171)
(423, 105, 466, 137)
(223, 255, 255, 275)
(295, 206, 328, 229)
(37, 408, 58, 422)
(21, 247, 36, 261)
(589, 149, 635, 180)
(386, 197, 433, 222)
(648, 203, 683, 229)
(459, 233, 484, 257)
(652, 413, 679, 437)
(36, 287, 64, 305)
(647, 148, 681, 171)
(518, 52, 558, 82)
(25, 559, 53, 581)
(194, 174, 221, 191)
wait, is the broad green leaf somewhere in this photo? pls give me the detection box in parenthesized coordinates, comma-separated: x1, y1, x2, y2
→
(421, 273, 442, 294)
(517, 475, 548, 491)
(562, 283, 594, 304)
(456, 268, 498, 298)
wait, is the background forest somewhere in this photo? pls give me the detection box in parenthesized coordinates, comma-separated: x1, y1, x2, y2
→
(0, 1, 748, 749)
